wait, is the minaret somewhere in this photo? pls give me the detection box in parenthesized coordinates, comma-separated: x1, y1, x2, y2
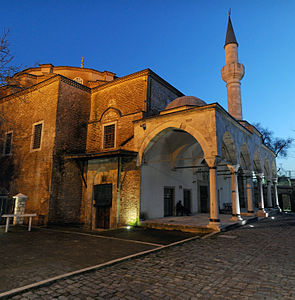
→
(221, 12, 245, 120)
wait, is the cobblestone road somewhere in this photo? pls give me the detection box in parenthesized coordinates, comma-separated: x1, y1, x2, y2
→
(6, 213, 295, 299)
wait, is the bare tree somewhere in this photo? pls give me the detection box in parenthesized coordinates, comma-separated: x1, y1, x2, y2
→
(0, 30, 22, 191)
(0, 29, 20, 87)
(254, 123, 293, 158)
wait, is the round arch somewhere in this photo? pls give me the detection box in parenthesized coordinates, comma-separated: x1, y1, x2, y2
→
(137, 121, 213, 165)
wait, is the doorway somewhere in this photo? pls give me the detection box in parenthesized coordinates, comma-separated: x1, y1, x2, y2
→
(200, 185, 209, 213)
(183, 189, 191, 213)
(164, 187, 175, 217)
(93, 184, 112, 229)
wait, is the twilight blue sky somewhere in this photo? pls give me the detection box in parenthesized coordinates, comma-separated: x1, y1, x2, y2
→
(1, 0, 294, 174)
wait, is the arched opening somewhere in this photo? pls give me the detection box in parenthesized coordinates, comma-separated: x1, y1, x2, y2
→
(217, 132, 239, 214)
(238, 144, 251, 210)
(253, 151, 262, 208)
(264, 158, 272, 208)
(264, 158, 271, 180)
(221, 132, 238, 165)
(140, 127, 207, 220)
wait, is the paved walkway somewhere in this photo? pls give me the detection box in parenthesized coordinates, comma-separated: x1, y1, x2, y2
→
(2, 212, 295, 299)
(0, 226, 198, 295)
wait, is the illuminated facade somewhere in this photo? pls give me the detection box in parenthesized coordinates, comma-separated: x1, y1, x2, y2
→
(0, 15, 279, 230)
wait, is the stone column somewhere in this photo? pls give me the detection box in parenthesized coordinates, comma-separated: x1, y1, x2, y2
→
(267, 180, 273, 208)
(205, 157, 221, 231)
(256, 174, 267, 217)
(227, 164, 242, 221)
(273, 178, 281, 211)
(246, 174, 254, 213)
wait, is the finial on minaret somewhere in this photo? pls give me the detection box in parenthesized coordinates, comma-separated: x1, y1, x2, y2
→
(81, 56, 84, 68)
(221, 13, 245, 120)
(225, 10, 238, 47)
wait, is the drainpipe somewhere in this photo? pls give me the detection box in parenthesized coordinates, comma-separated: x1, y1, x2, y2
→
(117, 156, 122, 226)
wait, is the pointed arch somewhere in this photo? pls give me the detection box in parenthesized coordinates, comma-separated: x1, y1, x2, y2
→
(253, 151, 262, 173)
(221, 131, 238, 164)
(239, 143, 251, 170)
(264, 158, 271, 179)
(99, 107, 122, 122)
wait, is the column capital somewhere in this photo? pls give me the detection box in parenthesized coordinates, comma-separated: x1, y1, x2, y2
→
(227, 164, 240, 174)
(204, 156, 221, 169)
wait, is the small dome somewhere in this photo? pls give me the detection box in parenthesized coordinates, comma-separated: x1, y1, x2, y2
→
(165, 96, 206, 110)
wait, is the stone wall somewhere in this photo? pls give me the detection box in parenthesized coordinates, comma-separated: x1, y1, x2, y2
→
(0, 79, 60, 224)
(49, 79, 91, 224)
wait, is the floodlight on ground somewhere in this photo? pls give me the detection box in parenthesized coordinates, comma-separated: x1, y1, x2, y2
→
(126, 226, 131, 230)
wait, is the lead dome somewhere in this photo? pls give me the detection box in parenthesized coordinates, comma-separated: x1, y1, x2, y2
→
(165, 96, 207, 110)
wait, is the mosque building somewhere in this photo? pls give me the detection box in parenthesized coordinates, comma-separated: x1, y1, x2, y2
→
(0, 14, 279, 230)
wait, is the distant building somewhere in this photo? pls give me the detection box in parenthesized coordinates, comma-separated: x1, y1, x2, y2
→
(0, 14, 280, 230)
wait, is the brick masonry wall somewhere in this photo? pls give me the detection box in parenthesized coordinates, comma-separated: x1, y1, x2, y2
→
(0, 79, 60, 224)
(148, 76, 182, 115)
(119, 159, 141, 226)
(49, 79, 91, 224)
(87, 76, 147, 153)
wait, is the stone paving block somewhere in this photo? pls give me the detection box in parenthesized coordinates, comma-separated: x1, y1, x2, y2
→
(4, 213, 295, 299)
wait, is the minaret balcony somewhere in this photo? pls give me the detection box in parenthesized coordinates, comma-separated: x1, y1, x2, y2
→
(221, 62, 245, 82)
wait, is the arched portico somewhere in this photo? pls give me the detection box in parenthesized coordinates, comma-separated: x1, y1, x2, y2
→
(136, 120, 213, 166)
(139, 127, 207, 220)
(220, 132, 242, 221)
(264, 158, 273, 208)
(239, 144, 255, 214)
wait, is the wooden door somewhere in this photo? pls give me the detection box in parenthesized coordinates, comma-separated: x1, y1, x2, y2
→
(93, 184, 112, 229)
(95, 207, 110, 229)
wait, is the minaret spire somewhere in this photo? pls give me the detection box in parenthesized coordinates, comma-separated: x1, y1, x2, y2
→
(221, 12, 245, 120)
(225, 10, 238, 47)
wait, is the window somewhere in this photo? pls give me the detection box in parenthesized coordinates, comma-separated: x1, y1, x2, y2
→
(3, 131, 13, 155)
(31, 122, 43, 150)
(103, 123, 116, 149)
